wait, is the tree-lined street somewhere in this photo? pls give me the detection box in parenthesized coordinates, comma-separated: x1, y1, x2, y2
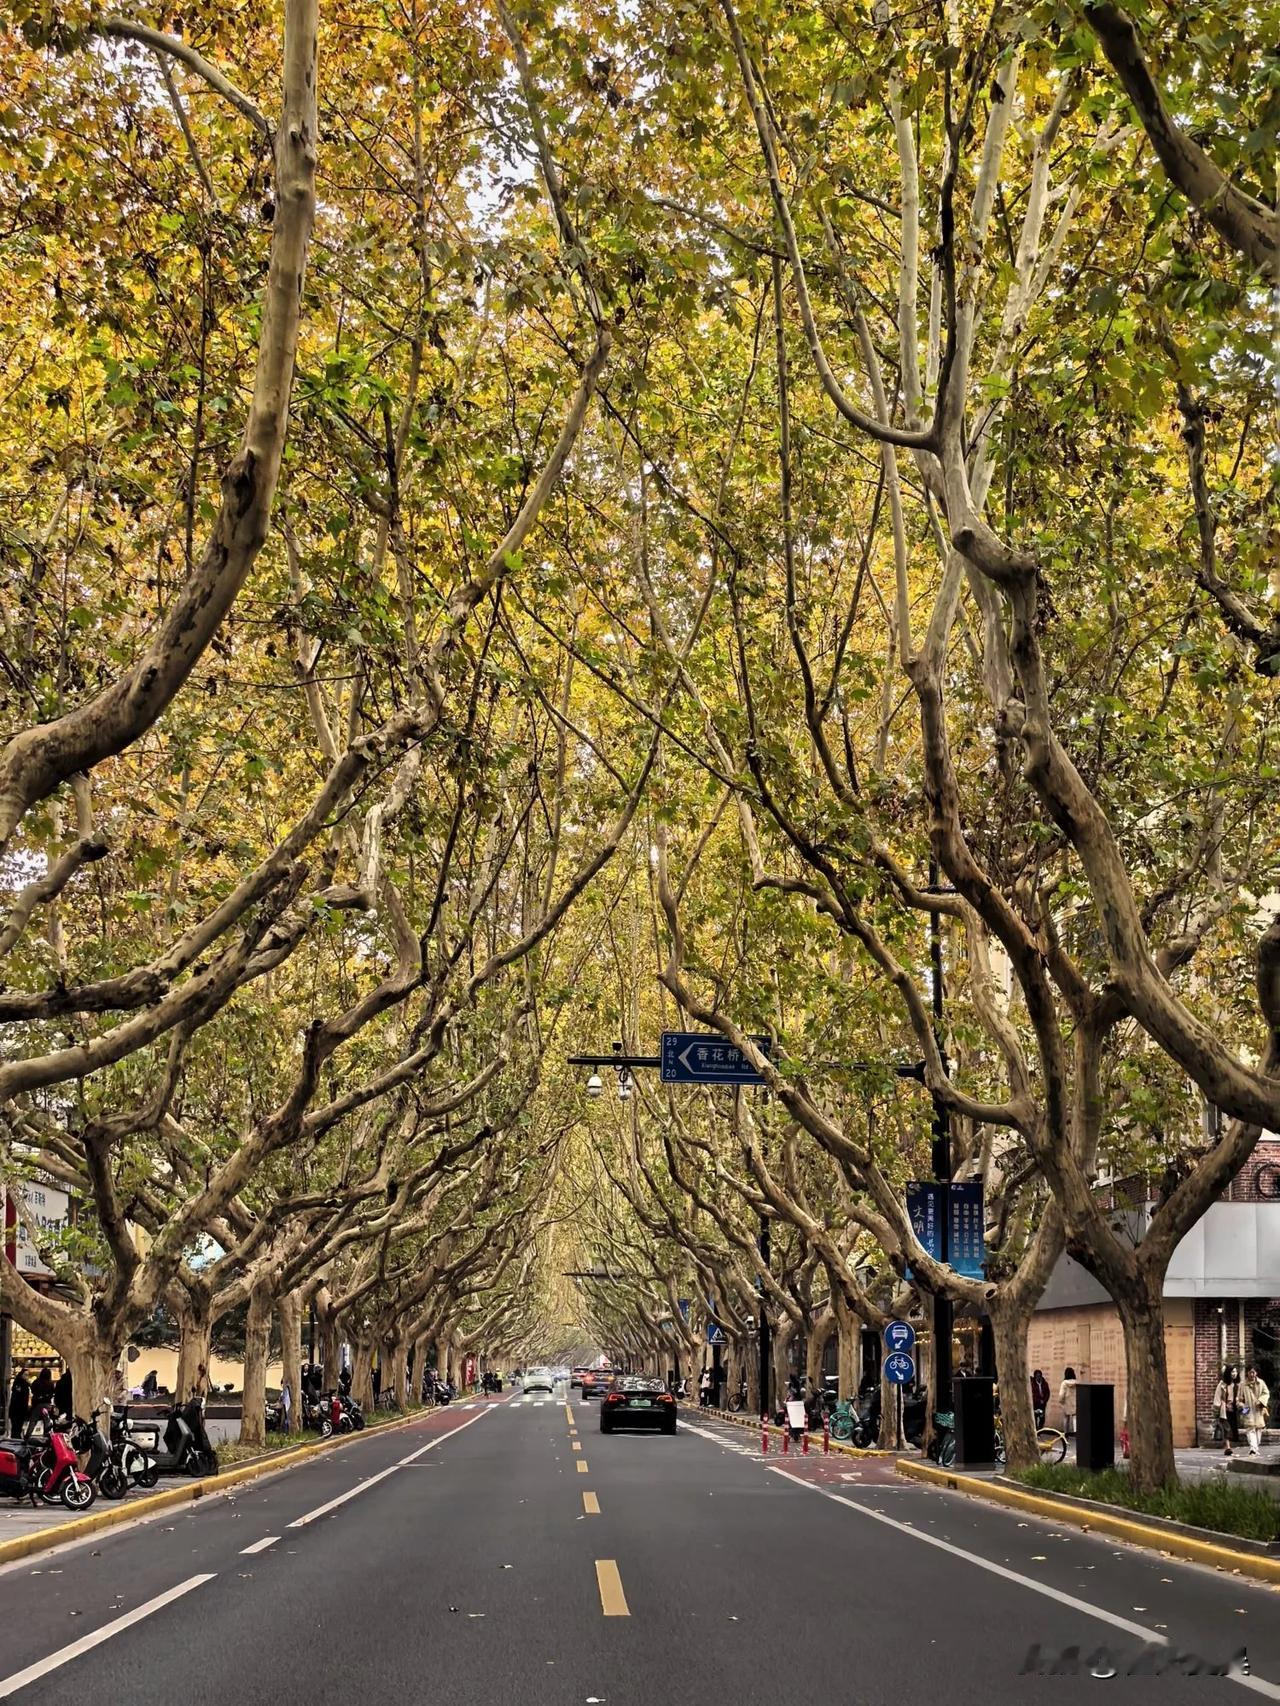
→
(2, 1393, 1278, 1705)
(2, 0, 1278, 1674)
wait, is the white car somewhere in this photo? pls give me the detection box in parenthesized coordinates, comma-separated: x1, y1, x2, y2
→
(523, 1366, 555, 1393)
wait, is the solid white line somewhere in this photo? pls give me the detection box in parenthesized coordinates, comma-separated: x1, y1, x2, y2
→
(768, 1469, 1280, 1700)
(0, 1573, 215, 1698)
(239, 1535, 279, 1555)
(287, 1464, 401, 1526)
(287, 1402, 497, 1526)
(396, 1403, 494, 1464)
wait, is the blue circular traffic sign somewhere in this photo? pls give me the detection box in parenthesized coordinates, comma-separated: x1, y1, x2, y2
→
(884, 1320, 916, 1353)
(884, 1351, 915, 1385)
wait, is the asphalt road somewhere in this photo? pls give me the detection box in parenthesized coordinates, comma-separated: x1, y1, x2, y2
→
(0, 1388, 1277, 1705)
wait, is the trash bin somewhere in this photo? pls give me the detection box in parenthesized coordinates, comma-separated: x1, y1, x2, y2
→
(1075, 1383, 1115, 1471)
(953, 1376, 996, 1468)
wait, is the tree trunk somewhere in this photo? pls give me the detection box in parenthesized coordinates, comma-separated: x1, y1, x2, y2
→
(807, 1309, 834, 1391)
(315, 1293, 340, 1389)
(66, 1326, 117, 1423)
(412, 1332, 432, 1399)
(278, 1291, 302, 1421)
(349, 1335, 374, 1411)
(772, 1318, 795, 1413)
(990, 1290, 1038, 1470)
(175, 1294, 213, 1402)
(389, 1336, 408, 1409)
(240, 1280, 272, 1447)
(435, 1332, 453, 1384)
(1118, 1271, 1177, 1492)
(834, 1299, 861, 1400)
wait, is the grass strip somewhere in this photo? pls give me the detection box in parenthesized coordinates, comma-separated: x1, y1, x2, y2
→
(1011, 1463, 1279, 1543)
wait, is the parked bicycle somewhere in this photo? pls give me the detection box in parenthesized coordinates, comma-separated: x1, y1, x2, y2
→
(992, 1420, 1067, 1468)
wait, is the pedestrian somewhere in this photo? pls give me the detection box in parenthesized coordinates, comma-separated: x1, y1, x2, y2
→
(7, 1367, 31, 1437)
(698, 1366, 711, 1408)
(29, 1366, 54, 1410)
(53, 1364, 72, 1420)
(1241, 1365, 1270, 1457)
(1030, 1368, 1050, 1429)
(1058, 1366, 1077, 1437)
(1212, 1363, 1240, 1457)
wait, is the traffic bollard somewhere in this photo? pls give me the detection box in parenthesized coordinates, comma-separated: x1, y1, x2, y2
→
(802, 1427, 809, 1455)
(822, 1418, 830, 1454)
(782, 1424, 789, 1454)
(761, 1416, 769, 1455)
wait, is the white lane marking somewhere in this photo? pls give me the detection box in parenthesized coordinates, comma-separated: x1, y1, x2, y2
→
(768, 1469, 1280, 1700)
(239, 1536, 279, 1555)
(287, 1464, 401, 1526)
(0, 1573, 215, 1698)
(289, 1404, 495, 1526)
(396, 1403, 494, 1464)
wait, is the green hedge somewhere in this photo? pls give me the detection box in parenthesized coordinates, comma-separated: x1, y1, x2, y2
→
(1011, 1464, 1279, 1543)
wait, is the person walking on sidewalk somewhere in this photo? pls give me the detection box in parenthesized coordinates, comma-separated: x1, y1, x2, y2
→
(7, 1367, 31, 1437)
(1213, 1364, 1240, 1456)
(1030, 1369, 1050, 1429)
(1241, 1365, 1270, 1457)
(1058, 1367, 1078, 1437)
(698, 1366, 712, 1408)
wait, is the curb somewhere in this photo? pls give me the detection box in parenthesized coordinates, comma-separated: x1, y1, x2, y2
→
(706, 1408, 893, 1461)
(896, 1457, 1280, 1586)
(0, 1405, 438, 1568)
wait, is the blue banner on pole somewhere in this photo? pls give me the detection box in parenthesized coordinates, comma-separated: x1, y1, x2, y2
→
(905, 1180, 943, 1272)
(949, 1180, 986, 1279)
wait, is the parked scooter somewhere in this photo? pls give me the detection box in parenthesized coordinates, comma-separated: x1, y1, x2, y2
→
(0, 1431, 48, 1507)
(130, 1396, 218, 1476)
(300, 1391, 333, 1438)
(8, 1411, 98, 1508)
(338, 1393, 365, 1431)
(70, 1410, 112, 1492)
(98, 1407, 160, 1498)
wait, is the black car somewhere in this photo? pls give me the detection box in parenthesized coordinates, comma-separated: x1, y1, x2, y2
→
(599, 1377, 677, 1435)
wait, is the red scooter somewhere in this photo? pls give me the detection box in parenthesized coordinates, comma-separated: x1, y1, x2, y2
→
(0, 1412, 95, 1509)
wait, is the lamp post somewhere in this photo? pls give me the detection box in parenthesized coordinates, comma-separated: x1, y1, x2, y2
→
(758, 1212, 771, 1419)
(926, 858, 953, 1419)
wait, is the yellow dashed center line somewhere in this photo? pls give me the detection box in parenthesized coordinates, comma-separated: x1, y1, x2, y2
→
(572, 1441, 582, 1452)
(595, 1559, 630, 1616)
(576, 1459, 589, 1473)
(583, 1491, 600, 1515)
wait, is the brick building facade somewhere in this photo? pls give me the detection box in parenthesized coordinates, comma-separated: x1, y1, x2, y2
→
(1029, 1136, 1279, 1446)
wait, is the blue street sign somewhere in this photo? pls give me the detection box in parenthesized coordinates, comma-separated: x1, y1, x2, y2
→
(660, 1032, 769, 1085)
(706, 1322, 726, 1345)
(884, 1351, 915, 1385)
(884, 1320, 916, 1354)
(678, 1298, 691, 1322)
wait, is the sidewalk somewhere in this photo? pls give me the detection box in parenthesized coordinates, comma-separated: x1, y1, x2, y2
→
(1175, 1443, 1280, 1498)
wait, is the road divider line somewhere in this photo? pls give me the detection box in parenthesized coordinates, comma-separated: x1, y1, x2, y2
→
(576, 1459, 589, 1473)
(595, 1559, 630, 1616)
(767, 1469, 1280, 1702)
(0, 1573, 215, 1698)
(239, 1536, 279, 1555)
(572, 1441, 582, 1452)
(288, 1465, 400, 1526)
(583, 1492, 600, 1514)
(290, 1404, 496, 1526)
